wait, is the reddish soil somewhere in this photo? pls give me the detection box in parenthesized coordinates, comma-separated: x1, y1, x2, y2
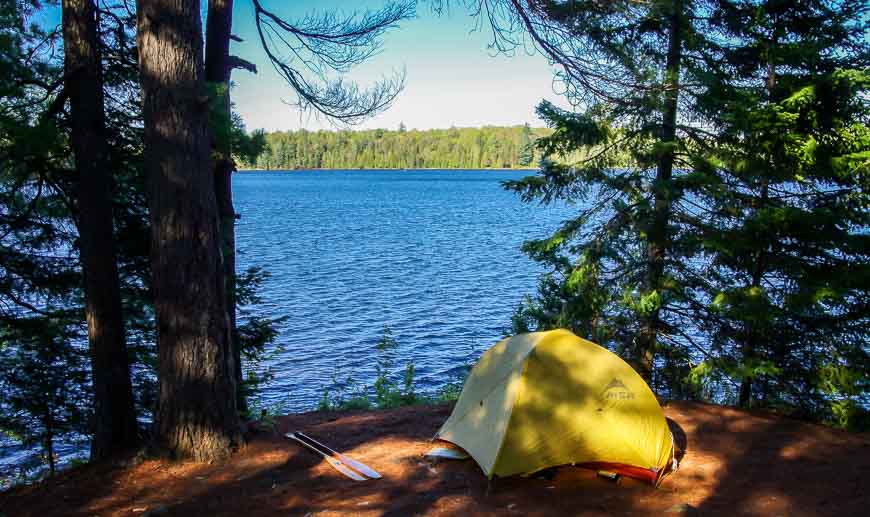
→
(2, 401, 869, 516)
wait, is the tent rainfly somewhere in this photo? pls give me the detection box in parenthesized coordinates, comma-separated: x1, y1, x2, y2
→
(435, 329, 675, 485)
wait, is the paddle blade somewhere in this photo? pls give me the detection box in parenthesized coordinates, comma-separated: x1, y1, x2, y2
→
(295, 431, 382, 479)
(285, 432, 367, 481)
(334, 454, 381, 479)
(324, 456, 368, 481)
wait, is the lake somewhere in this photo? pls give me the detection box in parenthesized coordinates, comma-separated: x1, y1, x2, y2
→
(234, 169, 572, 411)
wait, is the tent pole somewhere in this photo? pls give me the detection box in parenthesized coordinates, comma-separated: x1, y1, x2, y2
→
(486, 475, 497, 496)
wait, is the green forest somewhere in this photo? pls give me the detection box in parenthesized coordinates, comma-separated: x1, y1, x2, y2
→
(245, 125, 552, 170)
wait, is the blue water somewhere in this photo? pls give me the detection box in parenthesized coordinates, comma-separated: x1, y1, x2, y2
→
(234, 169, 572, 411)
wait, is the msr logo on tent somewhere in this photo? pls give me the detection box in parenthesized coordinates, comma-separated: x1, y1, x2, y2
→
(601, 378, 635, 401)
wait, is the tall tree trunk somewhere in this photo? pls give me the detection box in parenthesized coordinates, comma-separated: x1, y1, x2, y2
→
(62, 0, 139, 460)
(205, 0, 244, 414)
(137, 0, 240, 461)
(635, 0, 683, 384)
(738, 33, 777, 408)
(738, 194, 767, 407)
(43, 408, 55, 476)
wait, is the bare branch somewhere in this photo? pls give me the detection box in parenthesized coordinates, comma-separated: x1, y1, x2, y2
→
(227, 55, 257, 74)
(252, 0, 414, 124)
(435, 1, 670, 115)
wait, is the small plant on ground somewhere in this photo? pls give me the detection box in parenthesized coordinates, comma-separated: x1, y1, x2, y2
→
(372, 325, 418, 408)
(245, 399, 292, 432)
(316, 325, 420, 411)
(317, 371, 371, 411)
(314, 327, 481, 411)
(435, 381, 463, 403)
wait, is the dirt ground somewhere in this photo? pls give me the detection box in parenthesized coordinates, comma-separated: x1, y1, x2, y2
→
(2, 401, 869, 516)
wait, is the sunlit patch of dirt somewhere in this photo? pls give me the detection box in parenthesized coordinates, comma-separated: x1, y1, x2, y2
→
(2, 401, 868, 516)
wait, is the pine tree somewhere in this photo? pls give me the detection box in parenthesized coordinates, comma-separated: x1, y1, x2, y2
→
(465, 0, 702, 386)
(687, 0, 870, 419)
(0, 0, 146, 475)
(0, 5, 90, 470)
(489, 0, 869, 414)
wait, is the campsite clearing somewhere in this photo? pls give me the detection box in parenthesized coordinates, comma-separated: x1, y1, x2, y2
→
(2, 401, 868, 516)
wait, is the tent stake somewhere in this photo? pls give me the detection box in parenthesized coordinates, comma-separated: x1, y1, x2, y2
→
(486, 475, 498, 496)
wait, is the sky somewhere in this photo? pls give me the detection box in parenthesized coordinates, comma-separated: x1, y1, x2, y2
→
(229, 1, 571, 132)
(34, 1, 570, 132)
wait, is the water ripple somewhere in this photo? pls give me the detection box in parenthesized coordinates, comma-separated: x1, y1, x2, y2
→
(234, 169, 571, 411)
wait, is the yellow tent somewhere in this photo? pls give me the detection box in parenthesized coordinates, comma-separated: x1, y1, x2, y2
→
(435, 329, 674, 485)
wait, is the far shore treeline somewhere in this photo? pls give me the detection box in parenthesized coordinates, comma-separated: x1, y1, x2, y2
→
(243, 125, 552, 170)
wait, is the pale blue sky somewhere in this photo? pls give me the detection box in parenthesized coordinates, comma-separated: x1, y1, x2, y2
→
(36, 1, 571, 131)
(230, 1, 570, 131)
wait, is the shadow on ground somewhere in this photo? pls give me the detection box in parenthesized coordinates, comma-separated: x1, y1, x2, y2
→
(2, 401, 869, 516)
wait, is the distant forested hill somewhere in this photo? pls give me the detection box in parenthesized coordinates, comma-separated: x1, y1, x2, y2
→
(241, 125, 553, 170)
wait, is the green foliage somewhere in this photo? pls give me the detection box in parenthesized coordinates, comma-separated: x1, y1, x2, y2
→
(500, 0, 707, 380)
(206, 81, 267, 166)
(685, 361, 736, 404)
(506, 93, 684, 367)
(318, 326, 420, 411)
(687, 0, 870, 418)
(66, 456, 90, 470)
(317, 371, 372, 412)
(0, 2, 94, 482)
(433, 381, 463, 403)
(507, 0, 870, 425)
(316, 327, 480, 411)
(371, 325, 417, 408)
(242, 125, 553, 170)
(233, 119, 267, 167)
(236, 267, 287, 420)
(207, 83, 233, 154)
(244, 399, 289, 432)
(0, 321, 91, 479)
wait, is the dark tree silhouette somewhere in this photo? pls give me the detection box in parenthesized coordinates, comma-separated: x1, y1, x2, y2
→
(61, 0, 138, 460)
(203, 0, 413, 415)
(205, 0, 251, 413)
(439, 0, 688, 382)
(137, 0, 240, 461)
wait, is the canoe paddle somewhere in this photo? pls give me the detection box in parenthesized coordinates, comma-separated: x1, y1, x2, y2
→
(285, 432, 367, 481)
(294, 431, 382, 479)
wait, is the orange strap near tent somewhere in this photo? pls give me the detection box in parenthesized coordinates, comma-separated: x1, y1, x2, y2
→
(581, 462, 659, 485)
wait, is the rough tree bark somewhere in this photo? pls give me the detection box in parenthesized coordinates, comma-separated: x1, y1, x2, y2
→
(635, 0, 683, 384)
(61, 0, 139, 460)
(205, 0, 243, 413)
(137, 0, 240, 461)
